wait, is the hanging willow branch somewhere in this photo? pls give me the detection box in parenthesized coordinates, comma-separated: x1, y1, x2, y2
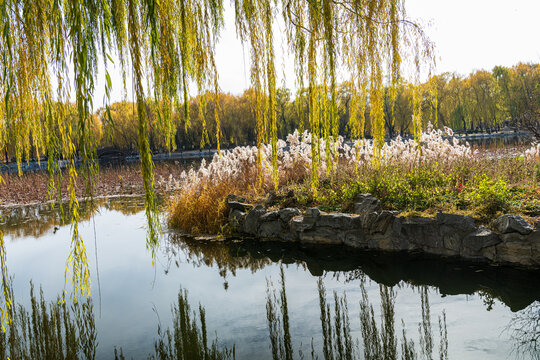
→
(0, 0, 432, 326)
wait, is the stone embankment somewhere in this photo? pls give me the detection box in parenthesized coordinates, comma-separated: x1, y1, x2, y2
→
(227, 194, 540, 269)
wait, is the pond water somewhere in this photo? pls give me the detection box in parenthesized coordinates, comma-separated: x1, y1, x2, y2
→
(1, 197, 539, 359)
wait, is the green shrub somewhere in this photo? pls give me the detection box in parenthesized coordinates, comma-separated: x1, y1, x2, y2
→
(468, 175, 511, 218)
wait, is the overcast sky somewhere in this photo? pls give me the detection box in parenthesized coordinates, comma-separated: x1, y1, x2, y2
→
(97, 0, 540, 105)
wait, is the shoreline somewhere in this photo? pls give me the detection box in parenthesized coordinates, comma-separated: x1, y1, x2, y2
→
(226, 194, 540, 269)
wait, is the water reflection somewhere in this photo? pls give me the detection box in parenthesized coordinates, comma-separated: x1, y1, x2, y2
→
(0, 282, 97, 359)
(149, 288, 236, 360)
(507, 301, 540, 360)
(264, 267, 450, 360)
(2, 201, 540, 359)
(2, 260, 538, 359)
(167, 235, 540, 312)
(0, 197, 147, 238)
(466, 134, 533, 150)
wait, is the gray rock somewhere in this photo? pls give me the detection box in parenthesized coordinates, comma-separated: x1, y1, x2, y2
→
(290, 215, 310, 234)
(342, 230, 368, 248)
(400, 217, 442, 250)
(353, 212, 378, 230)
(441, 227, 462, 253)
(228, 209, 245, 230)
(278, 208, 301, 223)
(258, 220, 282, 238)
(535, 219, 540, 230)
(354, 194, 381, 214)
(436, 213, 476, 233)
(299, 228, 341, 245)
(500, 232, 531, 243)
(318, 213, 355, 229)
(530, 231, 540, 266)
(301, 208, 321, 229)
(243, 205, 266, 235)
(304, 207, 321, 219)
(493, 214, 533, 235)
(437, 214, 476, 254)
(496, 236, 533, 266)
(462, 226, 501, 257)
(370, 211, 396, 234)
(258, 211, 282, 238)
(227, 201, 253, 212)
(260, 211, 279, 222)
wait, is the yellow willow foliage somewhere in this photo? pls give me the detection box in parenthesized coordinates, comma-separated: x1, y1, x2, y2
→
(284, 0, 432, 182)
(0, 0, 224, 318)
(0, 229, 10, 332)
(429, 75, 438, 127)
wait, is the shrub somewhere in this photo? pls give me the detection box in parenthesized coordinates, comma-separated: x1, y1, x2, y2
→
(468, 175, 511, 218)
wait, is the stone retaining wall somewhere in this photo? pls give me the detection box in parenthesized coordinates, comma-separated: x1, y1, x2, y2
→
(227, 194, 540, 269)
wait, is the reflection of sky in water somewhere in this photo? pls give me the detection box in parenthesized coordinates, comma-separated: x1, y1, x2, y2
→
(3, 205, 536, 359)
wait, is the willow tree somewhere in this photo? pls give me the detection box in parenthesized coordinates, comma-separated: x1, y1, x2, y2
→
(0, 0, 431, 327)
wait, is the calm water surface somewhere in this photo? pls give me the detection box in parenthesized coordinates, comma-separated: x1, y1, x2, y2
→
(1, 198, 539, 359)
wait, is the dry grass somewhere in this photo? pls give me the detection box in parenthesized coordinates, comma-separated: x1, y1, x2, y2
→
(0, 161, 186, 206)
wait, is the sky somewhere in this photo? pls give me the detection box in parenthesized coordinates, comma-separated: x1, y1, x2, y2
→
(97, 0, 540, 105)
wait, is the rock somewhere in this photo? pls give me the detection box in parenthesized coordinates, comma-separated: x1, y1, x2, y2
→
(278, 208, 301, 223)
(400, 217, 442, 250)
(436, 213, 476, 233)
(535, 219, 540, 230)
(493, 214, 533, 235)
(298, 208, 321, 229)
(436, 213, 476, 254)
(289, 209, 322, 237)
(342, 230, 368, 248)
(228, 209, 245, 230)
(530, 231, 540, 266)
(461, 226, 501, 257)
(243, 205, 266, 236)
(441, 229, 462, 253)
(496, 233, 534, 266)
(226, 194, 246, 203)
(304, 207, 321, 219)
(370, 211, 396, 234)
(354, 212, 378, 230)
(260, 211, 279, 222)
(500, 232, 532, 243)
(318, 213, 355, 229)
(299, 227, 342, 245)
(290, 215, 309, 234)
(258, 211, 282, 237)
(258, 217, 282, 238)
(227, 201, 253, 212)
(354, 194, 381, 214)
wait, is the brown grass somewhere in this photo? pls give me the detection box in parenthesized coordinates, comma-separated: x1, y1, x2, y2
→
(0, 161, 186, 206)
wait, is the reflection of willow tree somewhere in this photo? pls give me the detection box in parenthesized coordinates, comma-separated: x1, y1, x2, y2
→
(508, 301, 540, 360)
(266, 269, 448, 360)
(148, 289, 235, 360)
(0, 282, 96, 359)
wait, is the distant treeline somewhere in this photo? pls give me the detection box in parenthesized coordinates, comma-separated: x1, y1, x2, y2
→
(1, 63, 538, 161)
